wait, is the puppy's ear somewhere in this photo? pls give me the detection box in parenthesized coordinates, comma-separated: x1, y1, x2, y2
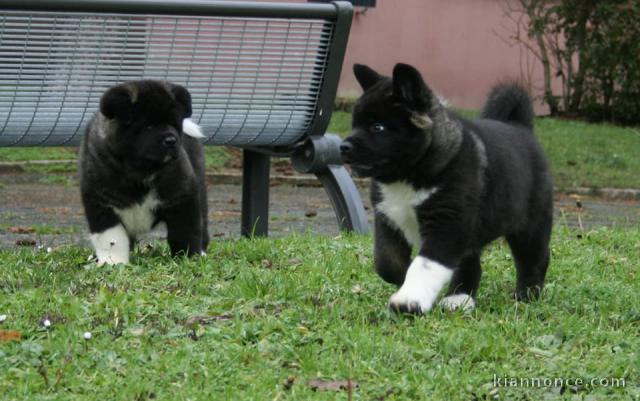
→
(392, 63, 432, 112)
(353, 64, 383, 91)
(170, 84, 193, 118)
(100, 85, 135, 122)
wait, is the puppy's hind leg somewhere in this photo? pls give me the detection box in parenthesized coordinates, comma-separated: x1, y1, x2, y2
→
(162, 197, 204, 257)
(373, 215, 412, 286)
(507, 220, 552, 302)
(439, 252, 481, 312)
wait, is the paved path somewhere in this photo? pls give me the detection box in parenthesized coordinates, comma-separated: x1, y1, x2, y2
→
(1, 172, 639, 250)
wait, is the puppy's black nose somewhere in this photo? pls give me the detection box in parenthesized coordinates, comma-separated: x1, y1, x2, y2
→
(162, 135, 177, 148)
(339, 140, 353, 155)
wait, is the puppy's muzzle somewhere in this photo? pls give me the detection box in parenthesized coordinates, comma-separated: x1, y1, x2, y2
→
(339, 139, 354, 162)
(162, 134, 177, 148)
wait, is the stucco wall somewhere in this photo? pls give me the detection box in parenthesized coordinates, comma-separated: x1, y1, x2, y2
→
(338, 0, 545, 112)
(248, 0, 547, 112)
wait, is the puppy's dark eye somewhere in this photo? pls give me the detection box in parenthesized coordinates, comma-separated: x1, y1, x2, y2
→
(370, 123, 385, 133)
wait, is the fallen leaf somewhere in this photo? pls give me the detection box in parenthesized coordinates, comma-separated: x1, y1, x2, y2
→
(283, 376, 296, 391)
(308, 379, 359, 392)
(8, 226, 35, 234)
(0, 330, 21, 342)
(16, 239, 36, 247)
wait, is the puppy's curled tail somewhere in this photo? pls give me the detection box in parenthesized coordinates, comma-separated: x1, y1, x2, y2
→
(480, 83, 534, 129)
(182, 118, 204, 139)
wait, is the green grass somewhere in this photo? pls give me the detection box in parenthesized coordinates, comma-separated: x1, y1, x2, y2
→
(328, 111, 640, 190)
(0, 147, 77, 162)
(0, 148, 230, 172)
(536, 118, 640, 189)
(1, 226, 638, 400)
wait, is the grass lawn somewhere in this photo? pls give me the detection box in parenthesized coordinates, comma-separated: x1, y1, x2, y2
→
(0, 147, 231, 173)
(1, 226, 638, 400)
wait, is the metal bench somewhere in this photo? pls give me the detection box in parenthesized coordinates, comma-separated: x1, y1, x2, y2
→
(0, 0, 368, 236)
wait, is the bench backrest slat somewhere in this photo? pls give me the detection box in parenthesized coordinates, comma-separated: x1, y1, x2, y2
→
(0, 1, 353, 147)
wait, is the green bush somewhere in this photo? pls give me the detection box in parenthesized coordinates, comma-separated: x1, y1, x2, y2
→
(577, 1, 640, 124)
(510, 0, 640, 124)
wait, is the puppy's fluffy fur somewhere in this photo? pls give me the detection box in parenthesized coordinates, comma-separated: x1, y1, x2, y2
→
(341, 63, 553, 314)
(79, 80, 209, 265)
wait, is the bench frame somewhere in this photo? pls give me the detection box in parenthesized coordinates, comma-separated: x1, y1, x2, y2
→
(0, 0, 369, 236)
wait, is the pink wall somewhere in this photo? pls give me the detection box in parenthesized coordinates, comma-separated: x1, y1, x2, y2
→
(338, 0, 547, 112)
(251, 0, 547, 112)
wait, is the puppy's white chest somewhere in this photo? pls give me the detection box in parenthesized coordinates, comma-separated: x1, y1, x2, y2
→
(114, 191, 161, 236)
(375, 182, 437, 249)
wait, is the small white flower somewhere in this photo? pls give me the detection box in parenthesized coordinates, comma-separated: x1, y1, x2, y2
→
(46, 247, 52, 253)
(0, 314, 7, 323)
(83, 331, 92, 340)
(43, 319, 51, 328)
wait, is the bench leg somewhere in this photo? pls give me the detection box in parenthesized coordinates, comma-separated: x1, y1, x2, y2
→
(241, 149, 270, 237)
(315, 165, 369, 234)
(292, 134, 369, 234)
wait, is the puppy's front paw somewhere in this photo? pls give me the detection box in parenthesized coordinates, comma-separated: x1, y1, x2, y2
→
(439, 293, 475, 312)
(96, 253, 129, 266)
(90, 224, 130, 266)
(387, 256, 453, 315)
(388, 287, 438, 315)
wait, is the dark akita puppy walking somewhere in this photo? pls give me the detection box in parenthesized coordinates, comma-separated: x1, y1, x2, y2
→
(340, 63, 553, 314)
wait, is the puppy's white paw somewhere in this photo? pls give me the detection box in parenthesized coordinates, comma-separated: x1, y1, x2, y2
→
(439, 293, 476, 312)
(90, 224, 130, 266)
(389, 286, 439, 314)
(96, 253, 129, 266)
(388, 256, 453, 315)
